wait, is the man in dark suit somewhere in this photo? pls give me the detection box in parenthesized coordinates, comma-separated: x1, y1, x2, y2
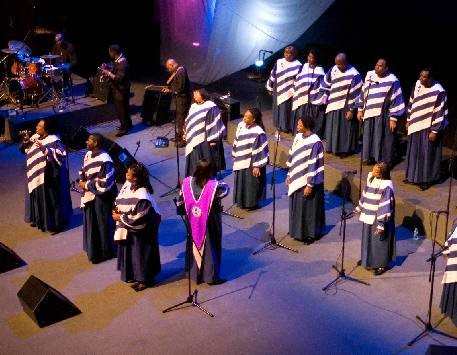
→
(100, 44, 132, 137)
(162, 59, 191, 147)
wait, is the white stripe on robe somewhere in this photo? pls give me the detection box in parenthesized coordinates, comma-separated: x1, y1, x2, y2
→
(357, 70, 405, 120)
(321, 65, 362, 113)
(232, 122, 269, 171)
(79, 151, 114, 207)
(266, 58, 302, 105)
(286, 133, 324, 196)
(25, 134, 62, 193)
(292, 63, 326, 110)
(407, 80, 448, 135)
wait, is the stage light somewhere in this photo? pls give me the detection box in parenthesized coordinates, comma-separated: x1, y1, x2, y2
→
(192, 42, 200, 47)
(255, 49, 273, 68)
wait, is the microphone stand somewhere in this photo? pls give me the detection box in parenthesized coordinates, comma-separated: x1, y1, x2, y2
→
(162, 198, 214, 317)
(133, 140, 140, 158)
(253, 130, 298, 255)
(358, 79, 374, 201)
(160, 92, 181, 197)
(322, 173, 370, 291)
(407, 213, 457, 346)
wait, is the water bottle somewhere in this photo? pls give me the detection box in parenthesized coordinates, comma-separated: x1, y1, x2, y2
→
(413, 227, 419, 240)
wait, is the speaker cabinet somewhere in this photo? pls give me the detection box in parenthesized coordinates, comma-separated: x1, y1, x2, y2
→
(0, 242, 26, 273)
(17, 275, 81, 327)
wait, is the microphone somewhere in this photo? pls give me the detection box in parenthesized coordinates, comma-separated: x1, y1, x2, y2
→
(344, 170, 357, 175)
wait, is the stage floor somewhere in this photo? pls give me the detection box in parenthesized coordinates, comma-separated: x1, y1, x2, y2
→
(1, 75, 457, 354)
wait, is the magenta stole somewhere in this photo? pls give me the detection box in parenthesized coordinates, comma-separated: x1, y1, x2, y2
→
(182, 176, 218, 269)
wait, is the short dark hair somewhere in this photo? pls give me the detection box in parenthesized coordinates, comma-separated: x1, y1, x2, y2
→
(421, 67, 433, 79)
(193, 159, 212, 188)
(308, 48, 319, 62)
(109, 44, 121, 55)
(90, 133, 104, 148)
(297, 116, 315, 132)
(194, 88, 210, 101)
(40, 119, 57, 134)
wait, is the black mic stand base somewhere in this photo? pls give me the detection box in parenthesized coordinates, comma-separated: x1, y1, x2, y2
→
(407, 315, 457, 346)
(322, 265, 370, 291)
(252, 233, 298, 255)
(159, 183, 181, 198)
(162, 289, 214, 318)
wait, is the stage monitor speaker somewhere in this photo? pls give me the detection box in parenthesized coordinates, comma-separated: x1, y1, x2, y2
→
(70, 126, 90, 151)
(17, 275, 81, 328)
(141, 88, 172, 126)
(0, 242, 26, 274)
(104, 139, 137, 184)
(426, 344, 457, 355)
(91, 73, 110, 102)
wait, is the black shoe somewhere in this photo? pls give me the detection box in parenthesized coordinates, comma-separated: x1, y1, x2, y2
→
(356, 260, 362, 266)
(30, 222, 36, 227)
(419, 183, 431, 191)
(402, 179, 411, 184)
(373, 267, 387, 276)
(50, 228, 63, 235)
(209, 278, 226, 286)
(304, 237, 315, 245)
(115, 130, 127, 137)
(132, 282, 148, 292)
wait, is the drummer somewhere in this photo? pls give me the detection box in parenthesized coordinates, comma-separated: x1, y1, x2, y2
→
(51, 33, 77, 71)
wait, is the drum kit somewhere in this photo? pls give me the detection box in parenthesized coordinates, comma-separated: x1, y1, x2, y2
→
(0, 40, 69, 110)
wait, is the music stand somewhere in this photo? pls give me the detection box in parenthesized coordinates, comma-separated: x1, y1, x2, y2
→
(162, 198, 214, 317)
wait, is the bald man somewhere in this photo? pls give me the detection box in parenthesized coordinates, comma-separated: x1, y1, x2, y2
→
(162, 59, 191, 146)
(356, 58, 405, 165)
(320, 53, 362, 157)
(266, 46, 302, 133)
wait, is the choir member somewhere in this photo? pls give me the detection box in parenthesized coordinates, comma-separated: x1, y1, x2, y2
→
(355, 162, 396, 275)
(113, 163, 161, 291)
(404, 68, 448, 190)
(79, 133, 117, 264)
(356, 58, 405, 166)
(266, 46, 302, 133)
(321, 53, 362, 157)
(20, 119, 72, 234)
(232, 108, 269, 210)
(292, 49, 326, 137)
(286, 116, 325, 245)
(183, 88, 226, 177)
(440, 221, 457, 326)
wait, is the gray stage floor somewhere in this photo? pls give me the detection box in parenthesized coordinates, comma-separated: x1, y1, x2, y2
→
(1, 102, 457, 354)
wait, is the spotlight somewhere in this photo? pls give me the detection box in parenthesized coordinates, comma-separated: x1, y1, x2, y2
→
(255, 59, 264, 67)
(255, 49, 273, 68)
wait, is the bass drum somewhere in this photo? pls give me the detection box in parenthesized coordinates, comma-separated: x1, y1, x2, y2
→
(9, 77, 43, 103)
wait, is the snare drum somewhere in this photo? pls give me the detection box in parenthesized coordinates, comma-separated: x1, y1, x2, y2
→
(9, 77, 43, 103)
(43, 65, 63, 78)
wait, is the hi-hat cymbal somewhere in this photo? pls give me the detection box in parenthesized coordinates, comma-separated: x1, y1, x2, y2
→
(2, 48, 18, 54)
(40, 54, 60, 59)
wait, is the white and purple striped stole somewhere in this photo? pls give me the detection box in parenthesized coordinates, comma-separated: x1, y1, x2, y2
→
(322, 65, 362, 113)
(25, 134, 63, 193)
(266, 58, 302, 105)
(114, 181, 159, 240)
(287, 133, 324, 196)
(184, 100, 220, 157)
(407, 80, 448, 135)
(292, 63, 325, 111)
(442, 226, 457, 284)
(358, 70, 405, 120)
(232, 122, 269, 171)
(79, 150, 114, 207)
(358, 172, 394, 226)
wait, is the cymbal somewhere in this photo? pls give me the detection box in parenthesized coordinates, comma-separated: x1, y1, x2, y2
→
(40, 54, 60, 59)
(7, 40, 32, 56)
(1, 48, 18, 54)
